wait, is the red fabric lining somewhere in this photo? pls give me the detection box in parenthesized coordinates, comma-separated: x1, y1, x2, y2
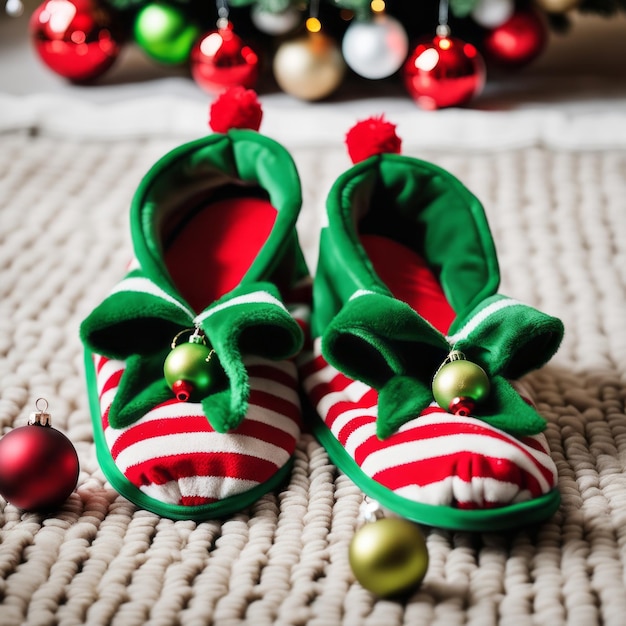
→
(360, 234, 456, 334)
(165, 196, 277, 313)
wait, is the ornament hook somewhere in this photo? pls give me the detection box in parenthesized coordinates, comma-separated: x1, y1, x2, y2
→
(30, 398, 52, 426)
(306, 0, 321, 33)
(171, 327, 204, 349)
(437, 0, 451, 37)
(170, 328, 189, 349)
(445, 349, 465, 364)
(433, 349, 466, 380)
(216, 0, 229, 29)
(358, 496, 385, 525)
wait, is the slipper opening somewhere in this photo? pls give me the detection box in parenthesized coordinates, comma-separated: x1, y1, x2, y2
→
(163, 185, 278, 313)
(360, 234, 456, 335)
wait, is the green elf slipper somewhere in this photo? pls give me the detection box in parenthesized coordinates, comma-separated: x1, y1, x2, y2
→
(299, 117, 565, 532)
(80, 88, 310, 520)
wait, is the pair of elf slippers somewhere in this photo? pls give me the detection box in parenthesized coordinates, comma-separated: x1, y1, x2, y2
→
(80, 88, 564, 532)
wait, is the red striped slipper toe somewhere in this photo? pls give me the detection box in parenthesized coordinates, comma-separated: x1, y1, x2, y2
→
(80, 89, 310, 520)
(300, 117, 564, 531)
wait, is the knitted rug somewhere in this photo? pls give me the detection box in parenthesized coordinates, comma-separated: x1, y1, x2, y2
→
(1, 95, 626, 626)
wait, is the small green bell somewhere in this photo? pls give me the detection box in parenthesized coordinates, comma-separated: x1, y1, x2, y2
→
(432, 350, 490, 415)
(164, 329, 218, 401)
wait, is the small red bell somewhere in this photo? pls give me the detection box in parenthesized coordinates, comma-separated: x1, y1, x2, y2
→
(449, 396, 476, 417)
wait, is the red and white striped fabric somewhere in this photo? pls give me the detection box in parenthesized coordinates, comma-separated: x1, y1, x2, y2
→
(94, 353, 301, 507)
(299, 338, 557, 510)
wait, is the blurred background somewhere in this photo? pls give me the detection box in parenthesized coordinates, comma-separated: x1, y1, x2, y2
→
(1, 0, 625, 109)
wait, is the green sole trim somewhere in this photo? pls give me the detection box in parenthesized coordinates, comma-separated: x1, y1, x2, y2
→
(308, 409, 560, 532)
(84, 350, 293, 521)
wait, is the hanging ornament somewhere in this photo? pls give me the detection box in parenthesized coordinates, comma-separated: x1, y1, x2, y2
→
(470, 0, 515, 29)
(250, 3, 301, 35)
(5, 0, 24, 17)
(482, 8, 548, 67)
(272, 2, 346, 101)
(29, 0, 122, 82)
(133, 2, 201, 65)
(402, 1, 485, 110)
(0, 399, 80, 511)
(349, 498, 429, 597)
(164, 328, 221, 401)
(190, 0, 259, 94)
(341, 7, 409, 80)
(432, 350, 490, 416)
(534, 0, 581, 13)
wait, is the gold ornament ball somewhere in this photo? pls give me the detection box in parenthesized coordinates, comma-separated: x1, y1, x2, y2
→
(272, 31, 346, 101)
(349, 517, 429, 597)
(432, 359, 490, 411)
(534, 0, 581, 12)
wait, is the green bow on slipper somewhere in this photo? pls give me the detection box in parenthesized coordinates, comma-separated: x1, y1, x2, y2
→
(80, 267, 303, 433)
(323, 291, 564, 439)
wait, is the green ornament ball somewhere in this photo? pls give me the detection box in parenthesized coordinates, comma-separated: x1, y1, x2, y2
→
(349, 517, 429, 597)
(164, 341, 216, 400)
(134, 3, 201, 65)
(432, 359, 490, 411)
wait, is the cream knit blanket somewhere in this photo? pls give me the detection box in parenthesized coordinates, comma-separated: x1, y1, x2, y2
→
(1, 96, 626, 625)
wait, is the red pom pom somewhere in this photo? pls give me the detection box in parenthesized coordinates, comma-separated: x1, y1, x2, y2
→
(209, 86, 263, 133)
(345, 115, 402, 164)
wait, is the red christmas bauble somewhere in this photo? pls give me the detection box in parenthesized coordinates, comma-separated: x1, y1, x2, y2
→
(402, 35, 485, 110)
(482, 9, 548, 67)
(190, 24, 259, 94)
(29, 0, 121, 82)
(0, 420, 79, 511)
